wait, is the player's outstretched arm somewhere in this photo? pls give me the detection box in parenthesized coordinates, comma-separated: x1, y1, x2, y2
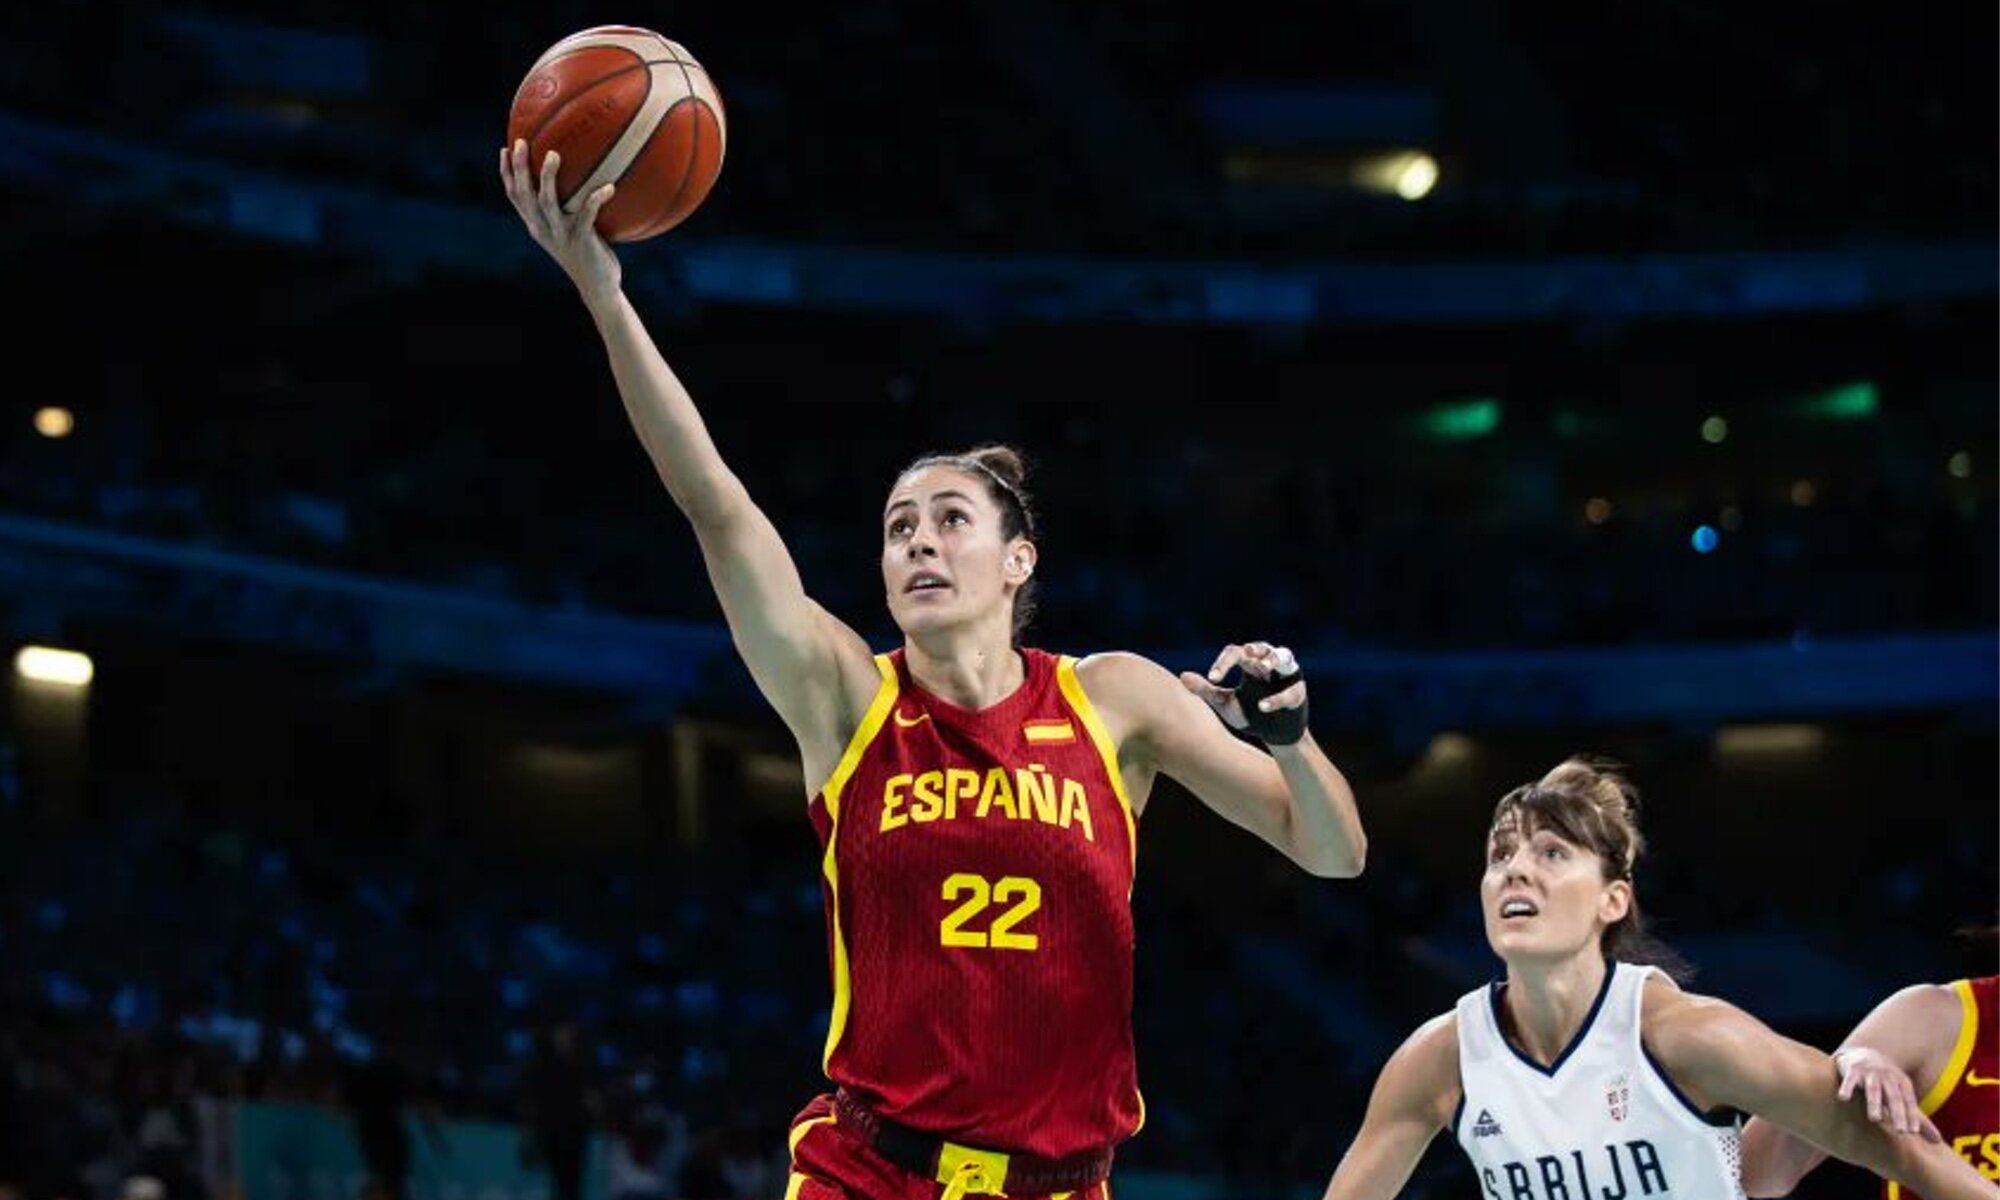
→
(500, 143, 877, 768)
(1322, 1014, 1460, 1200)
(1077, 643, 1364, 877)
(1649, 991, 1995, 1200)
(1739, 983, 1954, 1196)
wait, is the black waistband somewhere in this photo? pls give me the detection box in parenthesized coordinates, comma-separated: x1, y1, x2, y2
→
(831, 1089, 1114, 1194)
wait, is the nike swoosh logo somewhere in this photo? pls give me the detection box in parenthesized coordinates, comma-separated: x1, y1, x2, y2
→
(893, 709, 931, 728)
(1966, 1070, 2000, 1087)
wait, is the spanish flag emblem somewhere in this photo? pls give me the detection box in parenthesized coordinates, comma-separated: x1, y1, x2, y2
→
(1023, 718, 1076, 744)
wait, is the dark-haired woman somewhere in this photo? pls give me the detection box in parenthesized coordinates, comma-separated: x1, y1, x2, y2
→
(503, 147, 1368, 1200)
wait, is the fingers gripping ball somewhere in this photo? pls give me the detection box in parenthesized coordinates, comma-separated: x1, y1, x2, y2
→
(507, 26, 726, 242)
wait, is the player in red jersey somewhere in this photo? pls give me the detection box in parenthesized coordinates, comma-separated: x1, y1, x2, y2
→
(1742, 971, 2000, 1199)
(503, 149, 1369, 1200)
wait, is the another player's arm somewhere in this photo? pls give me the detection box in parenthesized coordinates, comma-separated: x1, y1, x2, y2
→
(1646, 986, 1997, 1200)
(500, 144, 878, 772)
(1077, 650, 1365, 877)
(1739, 983, 1957, 1197)
(1321, 1014, 1460, 1200)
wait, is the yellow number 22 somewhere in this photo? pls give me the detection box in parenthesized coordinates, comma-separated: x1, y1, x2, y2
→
(939, 873, 1042, 950)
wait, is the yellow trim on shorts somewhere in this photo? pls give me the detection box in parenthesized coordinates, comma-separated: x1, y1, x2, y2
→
(1919, 978, 1979, 1116)
(1056, 656, 1137, 878)
(819, 655, 900, 1073)
(784, 1173, 807, 1200)
(789, 1113, 836, 1157)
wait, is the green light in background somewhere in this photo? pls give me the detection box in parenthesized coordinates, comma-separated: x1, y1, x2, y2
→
(1423, 398, 1501, 440)
(1803, 381, 1879, 419)
(1551, 410, 1581, 438)
(1700, 415, 1729, 444)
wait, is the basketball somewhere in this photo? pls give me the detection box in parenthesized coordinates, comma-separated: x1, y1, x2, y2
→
(506, 26, 726, 243)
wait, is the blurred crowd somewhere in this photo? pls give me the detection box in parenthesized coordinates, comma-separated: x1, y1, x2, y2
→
(2, 0, 1990, 257)
(0, 736, 1988, 1200)
(0, 244, 1990, 656)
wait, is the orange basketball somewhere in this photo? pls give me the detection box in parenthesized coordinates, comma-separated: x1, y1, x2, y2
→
(507, 26, 726, 243)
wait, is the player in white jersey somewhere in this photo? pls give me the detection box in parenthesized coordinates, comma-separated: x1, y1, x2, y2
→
(1317, 758, 1996, 1200)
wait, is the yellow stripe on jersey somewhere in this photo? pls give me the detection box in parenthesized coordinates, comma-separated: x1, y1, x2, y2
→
(820, 655, 900, 1073)
(1919, 978, 1980, 1116)
(819, 655, 900, 822)
(1056, 656, 1137, 878)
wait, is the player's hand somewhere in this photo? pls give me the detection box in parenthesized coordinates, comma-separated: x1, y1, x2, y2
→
(1180, 642, 1307, 733)
(1835, 1047, 1941, 1141)
(501, 140, 621, 308)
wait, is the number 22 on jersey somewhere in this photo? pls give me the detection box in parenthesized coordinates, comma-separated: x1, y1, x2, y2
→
(940, 872, 1042, 950)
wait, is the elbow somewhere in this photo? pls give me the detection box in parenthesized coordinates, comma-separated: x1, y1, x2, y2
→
(1302, 837, 1366, 879)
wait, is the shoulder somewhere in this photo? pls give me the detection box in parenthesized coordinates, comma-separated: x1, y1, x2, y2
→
(1379, 1011, 1464, 1126)
(1875, 981, 1968, 1026)
(1848, 981, 1971, 1081)
(1072, 651, 1176, 724)
(1073, 650, 1173, 697)
(1401, 1010, 1463, 1071)
(1641, 981, 1777, 1086)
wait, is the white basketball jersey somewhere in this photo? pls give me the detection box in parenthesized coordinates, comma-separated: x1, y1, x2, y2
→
(1453, 961, 1744, 1200)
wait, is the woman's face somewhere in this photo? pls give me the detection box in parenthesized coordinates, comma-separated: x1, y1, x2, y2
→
(881, 465, 1031, 636)
(1481, 814, 1630, 967)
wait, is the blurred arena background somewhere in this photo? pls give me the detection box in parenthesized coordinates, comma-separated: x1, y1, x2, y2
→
(0, 2, 1993, 1199)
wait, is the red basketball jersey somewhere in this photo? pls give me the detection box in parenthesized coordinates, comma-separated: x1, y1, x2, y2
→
(1887, 976, 1999, 1199)
(807, 648, 1143, 1159)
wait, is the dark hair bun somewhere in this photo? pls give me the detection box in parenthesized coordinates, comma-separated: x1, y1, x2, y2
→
(963, 444, 1028, 491)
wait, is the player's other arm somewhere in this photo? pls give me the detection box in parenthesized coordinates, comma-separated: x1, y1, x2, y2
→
(1080, 647, 1364, 876)
(1650, 992, 1995, 1200)
(1321, 1014, 1460, 1200)
(1739, 983, 1957, 1197)
(500, 145, 876, 757)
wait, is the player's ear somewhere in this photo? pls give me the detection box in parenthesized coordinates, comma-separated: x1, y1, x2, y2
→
(1006, 540, 1037, 581)
(1600, 879, 1632, 927)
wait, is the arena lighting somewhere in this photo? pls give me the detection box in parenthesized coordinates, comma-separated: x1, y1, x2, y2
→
(1715, 723, 1826, 756)
(15, 646, 93, 686)
(1700, 415, 1729, 444)
(1393, 152, 1438, 200)
(1690, 525, 1720, 553)
(1423, 731, 1476, 766)
(1801, 381, 1879, 419)
(1352, 150, 1438, 200)
(33, 407, 73, 438)
(1948, 451, 1972, 479)
(1422, 398, 1501, 440)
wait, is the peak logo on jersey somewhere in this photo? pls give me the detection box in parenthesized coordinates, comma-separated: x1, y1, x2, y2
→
(1965, 1070, 2000, 1087)
(879, 765, 1097, 842)
(892, 708, 932, 728)
(1605, 1075, 1630, 1122)
(1023, 719, 1075, 744)
(1473, 1109, 1504, 1139)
